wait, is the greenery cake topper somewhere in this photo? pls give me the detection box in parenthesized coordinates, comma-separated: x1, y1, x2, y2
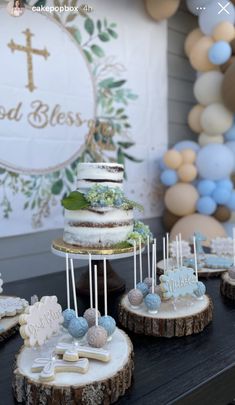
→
(0, 0, 140, 228)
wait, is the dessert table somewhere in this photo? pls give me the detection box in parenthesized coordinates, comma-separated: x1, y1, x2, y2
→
(1, 253, 235, 405)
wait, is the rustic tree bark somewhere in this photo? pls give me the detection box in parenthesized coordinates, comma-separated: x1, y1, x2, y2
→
(0, 323, 19, 343)
(220, 274, 235, 301)
(118, 295, 213, 338)
(13, 333, 134, 405)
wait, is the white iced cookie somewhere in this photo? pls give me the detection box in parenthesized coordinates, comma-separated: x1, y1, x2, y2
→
(31, 357, 89, 381)
(19, 296, 63, 347)
(56, 342, 111, 362)
(0, 297, 28, 319)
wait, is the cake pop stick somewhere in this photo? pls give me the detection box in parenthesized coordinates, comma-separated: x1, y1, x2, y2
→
(154, 238, 157, 271)
(151, 243, 155, 294)
(147, 235, 150, 278)
(155, 238, 157, 284)
(65, 253, 70, 310)
(179, 233, 183, 267)
(193, 236, 198, 282)
(94, 265, 98, 326)
(89, 254, 93, 309)
(166, 233, 169, 271)
(163, 237, 166, 275)
(104, 259, 107, 317)
(176, 236, 179, 269)
(134, 241, 137, 289)
(70, 259, 78, 317)
(139, 237, 143, 283)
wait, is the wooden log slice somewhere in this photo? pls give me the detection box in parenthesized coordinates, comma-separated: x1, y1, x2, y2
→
(0, 314, 19, 343)
(13, 328, 134, 405)
(220, 273, 235, 301)
(119, 294, 213, 338)
(157, 256, 228, 279)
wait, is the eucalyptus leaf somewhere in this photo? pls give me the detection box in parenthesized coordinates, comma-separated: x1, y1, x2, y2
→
(65, 168, 74, 183)
(0, 168, 5, 175)
(83, 49, 93, 63)
(85, 18, 94, 35)
(97, 20, 102, 32)
(107, 28, 118, 39)
(123, 152, 143, 163)
(107, 80, 126, 88)
(118, 142, 134, 149)
(51, 179, 63, 195)
(98, 32, 110, 42)
(91, 44, 105, 58)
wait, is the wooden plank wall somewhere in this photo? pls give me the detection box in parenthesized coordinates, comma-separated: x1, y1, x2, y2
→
(0, 4, 197, 282)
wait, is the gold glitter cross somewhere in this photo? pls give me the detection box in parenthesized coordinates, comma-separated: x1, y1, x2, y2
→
(8, 29, 50, 92)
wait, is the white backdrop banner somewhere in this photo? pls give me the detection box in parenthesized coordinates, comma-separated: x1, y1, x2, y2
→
(0, 0, 167, 237)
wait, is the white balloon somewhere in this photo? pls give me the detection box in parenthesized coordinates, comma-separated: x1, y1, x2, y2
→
(186, 0, 211, 16)
(201, 103, 233, 135)
(194, 71, 224, 106)
(199, 133, 224, 146)
(199, 1, 235, 35)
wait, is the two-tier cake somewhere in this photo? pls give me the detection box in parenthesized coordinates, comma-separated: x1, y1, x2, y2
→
(62, 162, 147, 248)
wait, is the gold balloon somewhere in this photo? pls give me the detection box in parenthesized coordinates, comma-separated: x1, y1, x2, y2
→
(178, 164, 197, 183)
(189, 37, 215, 72)
(188, 104, 204, 133)
(163, 150, 182, 170)
(185, 28, 204, 58)
(180, 149, 196, 164)
(164, 183, 198, 216)
(198, 133, 224, 146)
(212, 22, 235, 42)
(145, 0, 180, 21)
(170, 214, 226, 246)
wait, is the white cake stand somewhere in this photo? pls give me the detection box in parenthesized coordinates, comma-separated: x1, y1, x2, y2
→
(51, 238, 145, 296)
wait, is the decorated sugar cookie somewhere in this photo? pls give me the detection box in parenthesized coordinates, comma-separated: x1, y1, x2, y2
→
(0, 297, 28, 319)
(19, 296, 63, 347)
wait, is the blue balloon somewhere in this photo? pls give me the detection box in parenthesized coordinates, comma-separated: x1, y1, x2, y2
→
(226, 191, 235, 211)
(196, 144, 234, 180)
(160, 169, 178, 186)
(174, 140, 200, 153)
(225, 118, 235, 141)
(159, 157, 167, 170)
(216, 179, 233, 191)
(225, 141, 235, 170)
(208, 41, 232, 65)
(197, 180, 216, 196)
(212, 187, 231, 204)
(199, 1, 235, 36)
(196, 196, 217, 215)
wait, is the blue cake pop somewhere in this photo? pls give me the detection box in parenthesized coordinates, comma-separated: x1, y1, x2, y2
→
(136, 282, 149, 297)
(68, 317, 88, 339)
(194, 281, 206, 298)
(144, 293, 161, 314)
(98, 315, 116, 338)
(62, 309, 76, 329)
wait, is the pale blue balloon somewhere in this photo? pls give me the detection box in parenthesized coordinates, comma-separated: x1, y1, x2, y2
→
(160, 169, 178, 186)
(208, 41, 232, 65)
(216, 179, 233, 191)
(196, 144, 234, 180)
(226, 190, 235, 211)
(159, 157, 167, 170)
(196, 196, 217, 215)
(225, 119, 235, 141)
(186, 0, 212, 15)
(174, 140, 200, 153)
(199, 1, 235, 35)
(212, 187, 231, 204)
(225, 141, 235, 170)
(197, 179, 216, 196)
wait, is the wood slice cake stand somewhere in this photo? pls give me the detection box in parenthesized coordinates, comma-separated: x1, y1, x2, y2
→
(13, 328, 134, 405)
(119, 294, 213, 338)
(0, 314, 19, 342)
(157, 255, 228, 278)
(220, 273, 235, 301)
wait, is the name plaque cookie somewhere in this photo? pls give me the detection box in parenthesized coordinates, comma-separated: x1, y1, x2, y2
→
(19, 296, 63, 347)
(160, 267, 197, 299)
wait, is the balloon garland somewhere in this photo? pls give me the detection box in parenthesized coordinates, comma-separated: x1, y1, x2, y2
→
(160, 0, 235, 228)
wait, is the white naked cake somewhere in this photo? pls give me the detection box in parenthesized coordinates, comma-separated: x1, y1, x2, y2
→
(62, 163, 137, 248)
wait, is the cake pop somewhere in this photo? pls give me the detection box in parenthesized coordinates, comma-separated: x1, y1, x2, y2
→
(98, 259, 116, 341)
(67, 259, 88, 340)
(144, 241, 161, 314)
(128, 241, 144, 308)
(62, 309, 76, 328)
(136, 282, 149, 297)
(83, 254, 100, 327)
(87, 265, 107, 348)
(194, 281, 206, 298)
